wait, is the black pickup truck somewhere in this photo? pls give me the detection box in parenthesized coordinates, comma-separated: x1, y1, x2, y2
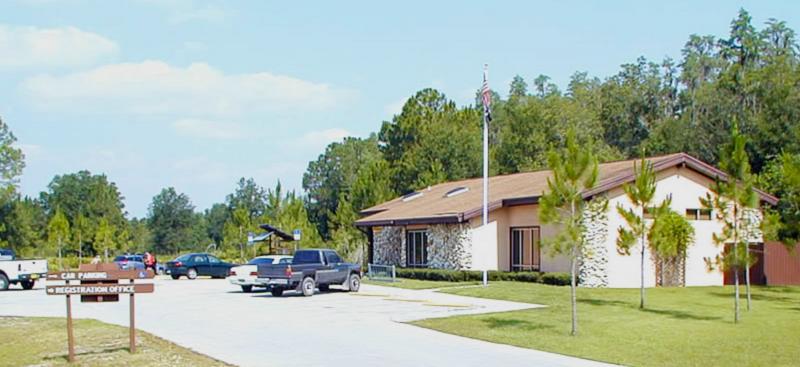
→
(256, 249, 361, 297)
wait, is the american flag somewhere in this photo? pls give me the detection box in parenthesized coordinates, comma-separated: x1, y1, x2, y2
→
(481, 65, 492, 122)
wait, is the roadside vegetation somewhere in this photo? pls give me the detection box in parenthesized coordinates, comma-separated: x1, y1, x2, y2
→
(413, 282, 800, 367)
(0, 317, 231, 367)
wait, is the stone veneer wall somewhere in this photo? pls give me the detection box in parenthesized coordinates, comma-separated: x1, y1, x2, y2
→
(372, 224, 472, 269)
(373, 226, 404, 266)
(742, 207, 763, 243)
(428, 224, 472, 269)
(579, 200, 610, 287)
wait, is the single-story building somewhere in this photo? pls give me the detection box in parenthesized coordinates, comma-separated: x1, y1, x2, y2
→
(355, 153, 782, 288)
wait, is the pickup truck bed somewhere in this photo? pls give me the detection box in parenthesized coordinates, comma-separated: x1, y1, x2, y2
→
(0, 253, 48, 291)
(256, 249, 360, 297)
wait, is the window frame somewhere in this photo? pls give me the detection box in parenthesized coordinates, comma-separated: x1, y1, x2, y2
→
(406, 229, 429, 268)
(685, 208, 712, 221)
(510, 226, 541, 272)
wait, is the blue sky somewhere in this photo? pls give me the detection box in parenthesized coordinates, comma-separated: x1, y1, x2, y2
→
(2, 0, 798, 218)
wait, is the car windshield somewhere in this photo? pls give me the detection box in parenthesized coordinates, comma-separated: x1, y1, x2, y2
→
(247, 257, 275, 265)
(292, 251, 321, 264)
(114, 256, 129, 261)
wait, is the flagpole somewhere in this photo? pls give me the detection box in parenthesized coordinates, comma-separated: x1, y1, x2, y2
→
(482, 64, 489, 287)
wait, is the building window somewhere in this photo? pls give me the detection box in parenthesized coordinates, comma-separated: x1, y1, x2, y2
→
(686, 208, 712, 220)
(511, 227, 541, 271)
(406, 230, 428, 267)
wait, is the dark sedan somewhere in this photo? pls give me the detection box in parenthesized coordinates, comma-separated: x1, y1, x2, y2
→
(166, 253, 235, 280)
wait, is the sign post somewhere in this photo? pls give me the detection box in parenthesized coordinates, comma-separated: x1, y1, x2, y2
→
(65, 279, 75, 363)
(47, 264, 154, 362)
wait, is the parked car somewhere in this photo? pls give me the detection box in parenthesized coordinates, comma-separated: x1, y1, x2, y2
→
(0, 249, 48, 291)
(228, 255, 292, 293)
(114, 255, 146, 270)
(135, 252, 165, 274)
(166, 253, 235, 280)
(256, 249, 360, 297)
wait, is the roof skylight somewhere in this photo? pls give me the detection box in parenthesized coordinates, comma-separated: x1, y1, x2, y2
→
(401, 191, 424, 202)
(445, 186, 469, 198)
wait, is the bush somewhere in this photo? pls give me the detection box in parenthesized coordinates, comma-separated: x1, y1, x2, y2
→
(395, 267, 569, 285)
(540, 272, 572, 286)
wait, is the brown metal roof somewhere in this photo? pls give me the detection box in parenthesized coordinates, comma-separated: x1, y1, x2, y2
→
(355, 153, 779, 227)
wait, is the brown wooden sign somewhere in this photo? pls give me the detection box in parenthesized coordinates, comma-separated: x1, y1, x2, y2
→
(47, 263, 155, 362)
(47, 283, 154, 295)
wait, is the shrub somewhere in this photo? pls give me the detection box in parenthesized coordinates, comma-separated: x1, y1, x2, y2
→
(394, 267, 569, 285)
(540, 272, 572, 286)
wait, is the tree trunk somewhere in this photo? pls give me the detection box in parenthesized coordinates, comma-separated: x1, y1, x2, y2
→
(640, 233, 646, 309)
(734, 264, 740, 323)
(58, 237, 63, 270)
(569, 200, 578, 336)
(745, 253, 752, 311)
(570, 249, 578, 336)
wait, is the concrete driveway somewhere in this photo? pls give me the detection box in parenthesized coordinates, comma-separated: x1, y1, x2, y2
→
(0, 278, 614, 367)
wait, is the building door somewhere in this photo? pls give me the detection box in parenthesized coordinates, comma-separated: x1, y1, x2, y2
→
(510, 227, 540, 271)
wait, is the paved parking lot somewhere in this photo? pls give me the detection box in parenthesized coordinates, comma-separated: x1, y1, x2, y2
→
(0, 278, 614, 367)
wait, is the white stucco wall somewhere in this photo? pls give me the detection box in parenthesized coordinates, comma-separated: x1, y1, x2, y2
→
(469, 221, 499, 271)
(604, 167, 760, 288)
(468, 205, 570, 272)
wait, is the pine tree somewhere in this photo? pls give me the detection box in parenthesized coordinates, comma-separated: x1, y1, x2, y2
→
(702, 123, 759, 322)
(615, 156, 671, 308)
(539, 128, 603, 336)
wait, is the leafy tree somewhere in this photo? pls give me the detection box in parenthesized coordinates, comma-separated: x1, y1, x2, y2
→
(758, 153, 800, 242)
(615, 157, 671, 309)
(204, 203, 229, 246)
(94, 217, 116, 262)
(508, 75, 528, 101)
(0, 197, 44, 257)
(47, 209, 71, 267)
(702, 124, 759, 322)
(328, 195, 365, 264)
(0, 117, 24, 202)
(350, 159, 395, 212)
(72, 213, 90, 261)
(539, 129, 603, 336)
(40, 170, 126, 253)
(226, 178, 267, 220)
(222, 206, 251, 262)
(379, 89, 482, 194)
(147, 187, 199, 254)
(303, 136, 383, 238)
(127, 218, 152, 254)
(649, 209, 695, 286)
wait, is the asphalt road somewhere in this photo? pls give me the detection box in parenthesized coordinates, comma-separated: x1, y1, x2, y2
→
(0, 278, 615, 367)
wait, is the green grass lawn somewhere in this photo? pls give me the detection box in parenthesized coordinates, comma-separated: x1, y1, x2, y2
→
(0, 317, 231, 367)
(363, 278, 480, 290)
(412, 282, 800, 367)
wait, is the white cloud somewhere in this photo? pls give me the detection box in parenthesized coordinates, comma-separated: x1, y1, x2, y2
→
(0, 25, 118, 69)
(173, 118, 244, 140)
(21, 60, 357, 117)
